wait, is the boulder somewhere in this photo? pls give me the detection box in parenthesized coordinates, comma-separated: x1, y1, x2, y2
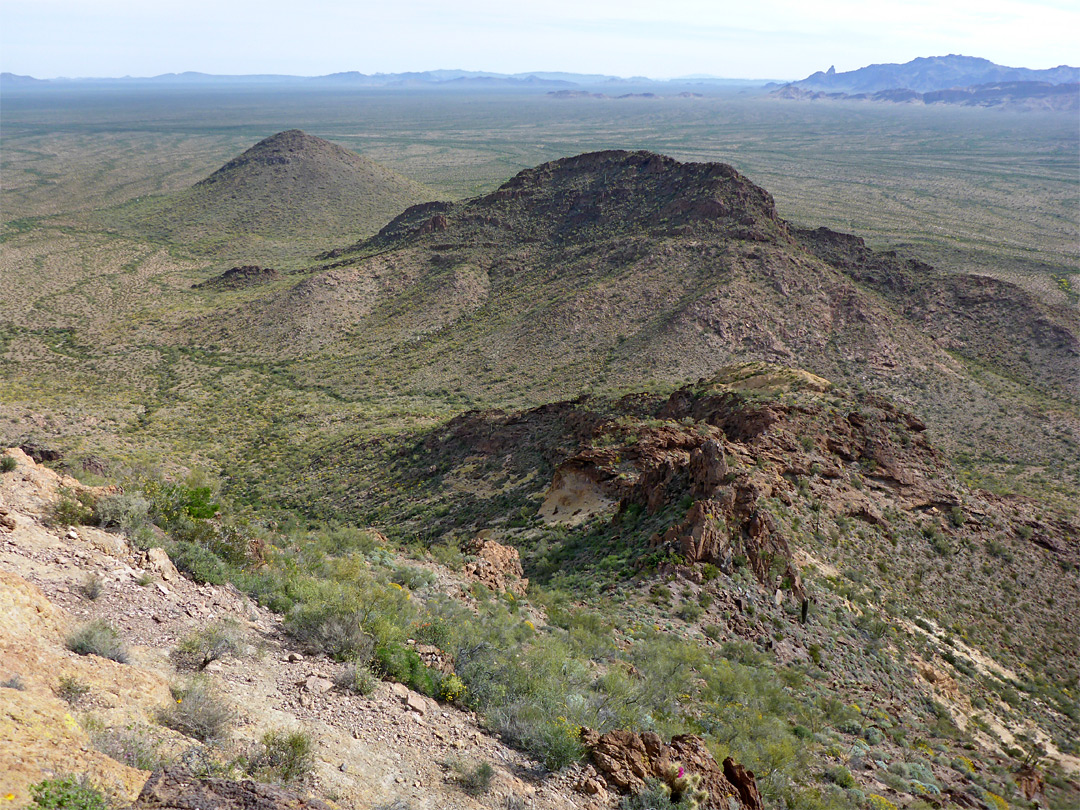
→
(463, 536, 528, 596)
(146, 547, 180, 581)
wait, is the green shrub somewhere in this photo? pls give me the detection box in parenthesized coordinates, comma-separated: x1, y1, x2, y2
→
(49, 495, 94, 527)
(825, 765, 857, 789)
(86, 720, 172, 771)
(429, 541, 464, 570)
(439, 674, 467, 703)
(248, 729, 315, 784)
(286, 604, 376, 662)
(158, 676, 235, 744)
(1, 455, 17, 473)
(174, 619, 246, 670)
(168, 541, 230, 585)
(620, 779, 681, 809)
(143, 481, 219, 524)
(2, 674, 25, 690)
(678, 602, 705, 623)
(66, 619, 128, 663)
(334, 661, 379, 696)
(374, 642, 438, 696)
(446, 759, 495, 796)
(923, 525, 951, 556)
(864, 726, 885, 745)
(28, 775, 108, 810)
(391, 564, 436, 590)
(94, 493, 150, 533)
(81, 572, 104, 601)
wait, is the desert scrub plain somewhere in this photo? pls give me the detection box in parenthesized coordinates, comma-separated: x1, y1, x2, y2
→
(0, 84, 1078, 809)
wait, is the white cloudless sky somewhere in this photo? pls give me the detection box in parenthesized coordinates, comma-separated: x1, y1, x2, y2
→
(1, 0, 1076, 80)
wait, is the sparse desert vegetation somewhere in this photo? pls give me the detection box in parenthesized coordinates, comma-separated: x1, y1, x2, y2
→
(0, 82, 1076, 810)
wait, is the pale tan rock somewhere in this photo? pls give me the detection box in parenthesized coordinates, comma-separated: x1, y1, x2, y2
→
(463, 536, 529, 596)
(405, 692, 428, 715)
(305, 676, 334, 694)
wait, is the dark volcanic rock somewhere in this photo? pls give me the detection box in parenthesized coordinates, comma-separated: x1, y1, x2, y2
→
(131, 767, 332, 810)
(194, 265, 280, 290)
(19, 443, 62, 464)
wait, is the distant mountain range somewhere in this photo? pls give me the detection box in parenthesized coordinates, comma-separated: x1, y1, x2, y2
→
(771, 55, 1078, 110)
(0, 69, 770, 89)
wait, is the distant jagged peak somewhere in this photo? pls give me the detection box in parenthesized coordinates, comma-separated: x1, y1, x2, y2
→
(376, 149, 788, 245)
(785, 54, 1079, 94)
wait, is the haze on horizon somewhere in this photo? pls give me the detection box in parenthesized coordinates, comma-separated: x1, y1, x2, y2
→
(1, 0, 1076, 81)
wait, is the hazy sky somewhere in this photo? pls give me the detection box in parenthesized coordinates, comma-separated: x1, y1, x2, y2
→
(2, 0, 1076, 80)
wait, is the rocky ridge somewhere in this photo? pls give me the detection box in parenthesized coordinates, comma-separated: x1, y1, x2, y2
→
(369, 364, 1078, 705)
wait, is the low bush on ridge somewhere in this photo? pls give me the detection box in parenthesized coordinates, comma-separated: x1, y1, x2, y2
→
(66, 619, 128, 663)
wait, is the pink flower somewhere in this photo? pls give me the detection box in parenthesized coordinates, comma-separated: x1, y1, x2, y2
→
(677, 767, 685, 778)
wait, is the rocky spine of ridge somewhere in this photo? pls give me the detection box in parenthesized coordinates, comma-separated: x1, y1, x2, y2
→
(393, 363, 1078, 673)
(797, 227, 1080, 401)
(193, 265, 280, 290)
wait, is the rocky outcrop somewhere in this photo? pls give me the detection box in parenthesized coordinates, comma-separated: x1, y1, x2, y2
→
(131, 767, 333, 809)
(0, 566, 172, 806)
(1015, 764, 1045, 802)
(194, 266, 280, 291)
(463, 535, 529, 596)
(579, 727, 759, 809)
(723, 756, 763, 810)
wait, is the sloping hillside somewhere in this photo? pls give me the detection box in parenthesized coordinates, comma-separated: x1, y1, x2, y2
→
(106, 130, 432, 262)
(187, 151, 1077, 493)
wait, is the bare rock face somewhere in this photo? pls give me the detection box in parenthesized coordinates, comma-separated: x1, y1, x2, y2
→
(1015, 764, 1045, 802)
(463, 535, 529, 596)
(579, 727, 758, 809)
(132, 767, 333, 809)
(723, 756, 763, 810)
(689, 439, 727, 498)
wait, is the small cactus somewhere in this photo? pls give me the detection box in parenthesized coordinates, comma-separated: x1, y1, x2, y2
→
(663, 762, 710, 809)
